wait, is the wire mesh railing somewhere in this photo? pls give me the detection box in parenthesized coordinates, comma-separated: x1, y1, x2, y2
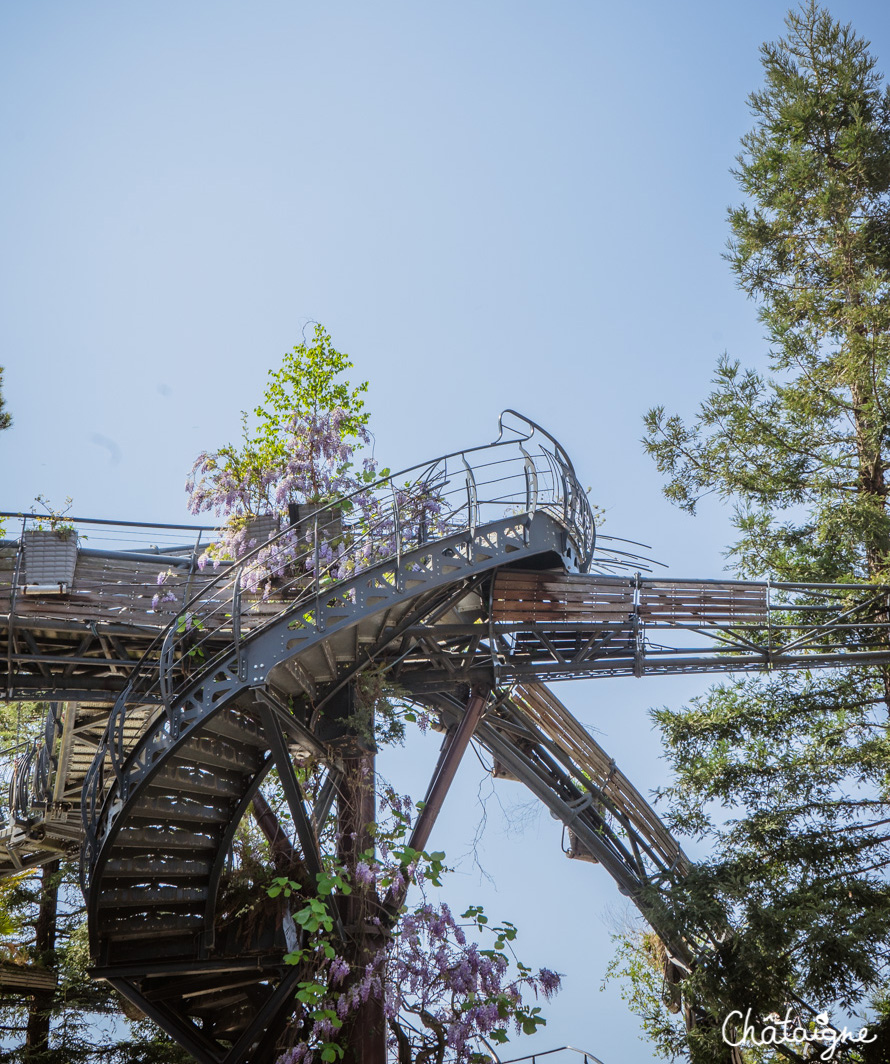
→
(634, 578, 890, 669)
(0, 512, 217, 556)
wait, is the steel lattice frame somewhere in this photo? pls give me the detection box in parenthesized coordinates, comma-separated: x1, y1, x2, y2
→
(1, 411, 888, 1061)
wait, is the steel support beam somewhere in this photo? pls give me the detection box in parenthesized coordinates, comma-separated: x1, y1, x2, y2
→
(107, 977, 225, 1064)
(407, 684, 488, 858)
(258, 705, 323, 880)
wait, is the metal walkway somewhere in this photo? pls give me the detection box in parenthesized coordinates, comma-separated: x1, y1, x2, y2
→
(2, 411, 888, 1062)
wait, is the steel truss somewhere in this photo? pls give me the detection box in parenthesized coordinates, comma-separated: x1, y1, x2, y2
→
(0, 411, 887, 1061)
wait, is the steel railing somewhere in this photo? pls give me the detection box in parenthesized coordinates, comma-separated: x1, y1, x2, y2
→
(79, 411, 595, 881)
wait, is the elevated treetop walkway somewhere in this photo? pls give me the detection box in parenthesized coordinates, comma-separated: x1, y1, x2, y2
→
(1, 411, 888, 1063)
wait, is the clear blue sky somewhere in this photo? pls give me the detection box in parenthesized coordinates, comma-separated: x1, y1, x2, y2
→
(4, 2, 890, 1060)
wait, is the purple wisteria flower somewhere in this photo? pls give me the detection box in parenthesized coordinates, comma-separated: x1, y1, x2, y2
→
(537, 967, 562, 998)
(354, 861, 375, 887)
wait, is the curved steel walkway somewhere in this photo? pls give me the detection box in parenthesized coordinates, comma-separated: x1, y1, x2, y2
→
(2, 411, 889, 1062)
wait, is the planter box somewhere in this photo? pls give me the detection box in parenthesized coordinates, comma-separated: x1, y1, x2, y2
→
(244, 514, 280, 546)
(287, 503, 343, 543)
(22, 530, 78, 593)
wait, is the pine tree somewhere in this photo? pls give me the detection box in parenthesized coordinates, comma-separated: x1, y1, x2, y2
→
(637, 4, 890, 1058)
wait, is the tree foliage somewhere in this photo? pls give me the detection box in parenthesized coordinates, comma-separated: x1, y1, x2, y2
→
(646, 1, 890, 582)
(635, 4, 890, 1059)
(0, 367, 11, 433)
(186, 324, 373, 525)
(254, 323, 369, 469)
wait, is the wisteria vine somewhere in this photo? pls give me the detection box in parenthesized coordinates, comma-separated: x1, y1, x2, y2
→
(271, 783, 561, 1064)
(181, 326, 447, 599)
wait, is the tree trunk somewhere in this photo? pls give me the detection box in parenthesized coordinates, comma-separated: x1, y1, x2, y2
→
(338, 753, 386, 1064)
(24, 859, 59, 1060)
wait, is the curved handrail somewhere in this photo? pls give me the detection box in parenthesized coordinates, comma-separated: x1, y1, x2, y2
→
(495, 410, 576, 474)
(0, 704, 61, 828)
(497, 410, 593, 553)
(80, 412, 595, 883)
(493, 1046, 608, 1064)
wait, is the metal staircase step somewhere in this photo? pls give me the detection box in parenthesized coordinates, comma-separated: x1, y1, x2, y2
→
(202, 711, 267, 749)
(97, 885, 207, 910)
(185, 987, 264, 1015)
(114, 825, 218, 851)
(198, 996, 270, 1038)
(128, 794, 233, 826)
(181, 734, 264, 773)
(102, 855, 212, 879)
(103, 934, 208, 964)
(141, 969, 279, 1003)
(101, 912, 204, 939)
(147, 762, 246, 799)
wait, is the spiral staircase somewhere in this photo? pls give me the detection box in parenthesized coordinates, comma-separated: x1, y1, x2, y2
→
(4, 411, 890, 1062)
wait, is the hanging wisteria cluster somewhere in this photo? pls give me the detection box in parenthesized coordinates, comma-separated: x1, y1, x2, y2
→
(186, 410, 374, 527)
(275, 906, 560, 1064)
(186, 462, 448, 600)
(185, 406, 376, 571)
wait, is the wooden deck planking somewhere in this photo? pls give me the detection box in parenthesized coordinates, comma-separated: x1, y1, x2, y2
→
(511, 682, 686, 871)
(492, 570, 769, 627)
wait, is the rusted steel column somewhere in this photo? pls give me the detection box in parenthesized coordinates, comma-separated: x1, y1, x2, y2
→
(380, 685, 489, 922)
(252, 790, 302, 874)
(407, 684, 488, 856)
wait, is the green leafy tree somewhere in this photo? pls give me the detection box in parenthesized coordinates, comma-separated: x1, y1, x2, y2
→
(636, 4, 890, 1059)
(253, 323, 369, 473)
(183, 325, 382, 591)
(186, 324, 372, 523)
